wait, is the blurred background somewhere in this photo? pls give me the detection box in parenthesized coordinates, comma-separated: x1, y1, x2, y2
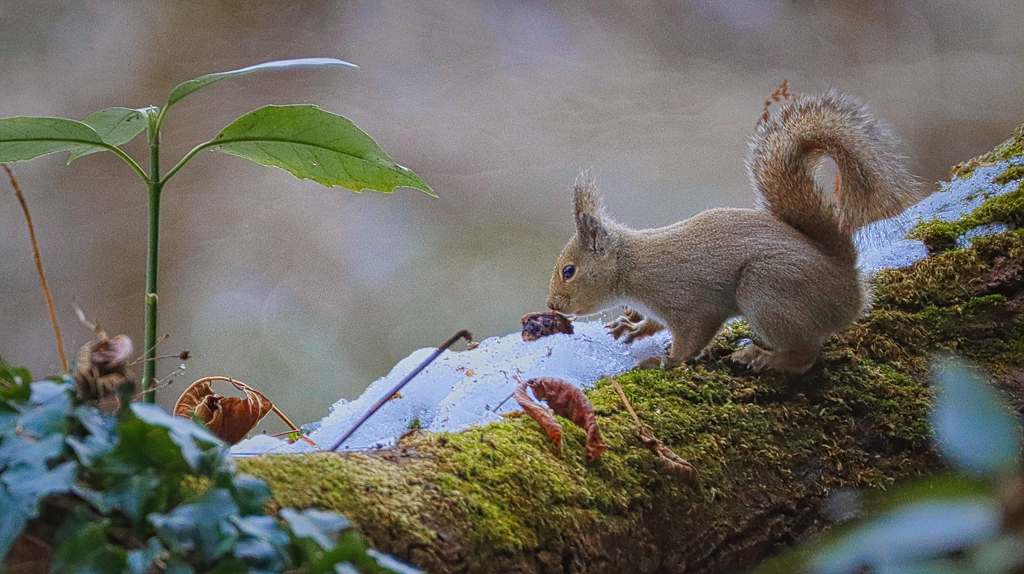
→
(1, 0, 1022, 433)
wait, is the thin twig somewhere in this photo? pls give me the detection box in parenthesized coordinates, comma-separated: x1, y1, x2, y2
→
(493, 391, 517, 413)
(4, 164, 68, 372)
(608, 377, 642, 427)
(330, 329, 473, 451)
(132, 379, 174, 400)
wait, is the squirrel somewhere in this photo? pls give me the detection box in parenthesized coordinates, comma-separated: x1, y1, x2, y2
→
(546, 90, 923, 373)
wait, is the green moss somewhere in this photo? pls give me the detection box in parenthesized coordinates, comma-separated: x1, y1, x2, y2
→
(995, 165, 1024, 185)
(237, 452, 440, 547)
(236, 128, 1024, 570)
(908, 182, 1024, 252)
(951, 123, 1024, 179)
(872, 249, 988, 309)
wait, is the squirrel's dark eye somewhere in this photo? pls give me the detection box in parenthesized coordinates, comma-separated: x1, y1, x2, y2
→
(562, 265, 576, 281)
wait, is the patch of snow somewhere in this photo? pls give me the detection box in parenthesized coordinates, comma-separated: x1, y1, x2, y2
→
(857, 157, 1023, 274)
(233, 154, 1024, 457)
(957, 223, 1011, 248)
(232, 321, 670, 455)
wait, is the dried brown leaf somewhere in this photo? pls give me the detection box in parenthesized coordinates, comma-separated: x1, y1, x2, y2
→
(639, 426, 701, 491)
(173, 377, 274, 444)
(527, 376, 609, 460)
(521, 311, 574, 341)
(514, 382, 563, 456)
(74, 334, 136, 409)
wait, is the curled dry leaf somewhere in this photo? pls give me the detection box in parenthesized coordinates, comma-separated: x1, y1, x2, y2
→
(513, 382, 563, 456)
(174, 377, 274, 445)
(75, 334, 135, 401)
(639, 426, 701, 491)
(521, 311, 574, 341)
(73, 307, 137, 414)
(528, 377, 609, 460)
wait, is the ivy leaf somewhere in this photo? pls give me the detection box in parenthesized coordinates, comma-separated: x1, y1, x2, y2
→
(810, 498, 1001, 573)
(229, 474, 273, 516)
(0, 117, 107, 162)
(129, 402, 223, 470)
(88, 469, 166, 526)
(53, 520, 128, 574)
(0, 356, 32, 387)
(0, 433, 65, 472)
(280, 507, 350, 551)
(930, 356, 1022, 476)
(365, 549, 424, 574)
(127, 538, 166, 574)
(65, 405, 118, 465)
(232, 515, 289, 571)
(166, 58, 356, 108)
(0, 485, 29, 561)
(0, 461, 76, 559)
(210, 105, 435, 196)
(149, 488, 240, 565)
(68, 107, 147, 163)
(16, 381, 73, 436)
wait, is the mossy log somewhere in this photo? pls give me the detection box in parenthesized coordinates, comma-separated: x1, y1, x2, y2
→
(240, 136, 1024, 574)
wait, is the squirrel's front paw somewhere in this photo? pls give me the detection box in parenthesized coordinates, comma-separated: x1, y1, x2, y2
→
(606, 309, 663, 344)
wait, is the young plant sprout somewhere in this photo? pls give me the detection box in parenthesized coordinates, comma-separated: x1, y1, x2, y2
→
(0, 58, 435, 401)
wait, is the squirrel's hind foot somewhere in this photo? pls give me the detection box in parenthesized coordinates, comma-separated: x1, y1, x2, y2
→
(729, 344, 815, 374)
(637, 354, 685, 370)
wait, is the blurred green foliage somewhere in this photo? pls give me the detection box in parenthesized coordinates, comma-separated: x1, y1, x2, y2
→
(756, 355, 1023, 574)
(0, 356, 421, 574)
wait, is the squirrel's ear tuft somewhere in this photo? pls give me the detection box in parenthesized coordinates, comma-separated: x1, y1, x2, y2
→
(573, 171, 611, 255)
(573, 171, 602, 219)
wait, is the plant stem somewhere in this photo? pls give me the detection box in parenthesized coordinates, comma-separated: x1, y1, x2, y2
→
(142, 132, 163, 403)
(160, 140, 215, 185)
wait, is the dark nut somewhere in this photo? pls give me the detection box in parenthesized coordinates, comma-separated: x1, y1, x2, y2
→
(521, 311, 574, 341)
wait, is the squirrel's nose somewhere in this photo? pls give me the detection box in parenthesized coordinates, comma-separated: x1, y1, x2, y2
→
(546, 296, 562, 312)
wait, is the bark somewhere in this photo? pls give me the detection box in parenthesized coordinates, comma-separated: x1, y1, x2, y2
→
(241, 144, 1024, 574)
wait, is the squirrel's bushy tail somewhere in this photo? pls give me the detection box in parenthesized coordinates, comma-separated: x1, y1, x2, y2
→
(747, 92, 922, 259)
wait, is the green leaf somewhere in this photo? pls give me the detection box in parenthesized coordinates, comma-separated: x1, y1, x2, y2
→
(127, 538, 166, 574)
(365, 549, 424, 574)
(229, 473, 273, 516)
(149, 488, 240, 565)
(0, 356, 32, 387)
(68, 107, 147, 163)
(0, 485, 29, 561)
(930, 356, 1022, 476)
(811, 498, 1000, 573)
(232, 515, 289, 571)
(16, 382, 72, 436)
(53, 520, 128, 574)
(66, 405, 117, 465)
(129, 403, 223, 470)
(0, 117, 106, 162)
(754, 475, 999, 574)
(90, 469, 165, 525)
(210, 105, 435, 195)
(166, 58, 356, 108)
(280, 507, 350, 551)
